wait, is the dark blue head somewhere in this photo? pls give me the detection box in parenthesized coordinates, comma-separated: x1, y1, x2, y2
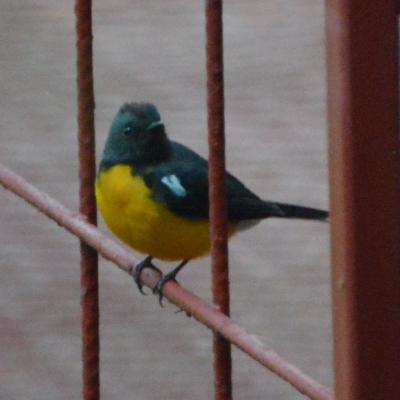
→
(101, 103, 171, 169)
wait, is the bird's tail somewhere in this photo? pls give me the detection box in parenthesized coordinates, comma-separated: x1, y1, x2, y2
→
(273, 202, 329, 222)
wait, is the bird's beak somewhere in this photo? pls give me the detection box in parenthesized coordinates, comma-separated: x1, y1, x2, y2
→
(146, 121, 163, 131)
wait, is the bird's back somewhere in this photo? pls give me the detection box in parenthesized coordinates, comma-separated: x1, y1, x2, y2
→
(168, 141, 287, 221)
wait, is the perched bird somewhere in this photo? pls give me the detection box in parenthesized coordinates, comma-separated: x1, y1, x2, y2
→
(96, 102, 328, 303)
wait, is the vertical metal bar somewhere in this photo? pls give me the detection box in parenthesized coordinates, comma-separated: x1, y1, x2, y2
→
(205, 1, 232, 400)
(75, 1, 100, 399)
(326, 1, 400, 399)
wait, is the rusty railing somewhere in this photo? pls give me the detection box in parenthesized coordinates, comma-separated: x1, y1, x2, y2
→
(205, 1, 232, 399)
(4, 1, 400, 400)
(75, 1, 99, 399)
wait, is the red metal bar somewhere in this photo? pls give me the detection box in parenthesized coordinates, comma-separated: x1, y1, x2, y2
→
(75, 1, 99, 399)
(0, 162, 333, 400)
(326, 1, 400, 399)
(205, 1, 232, 400)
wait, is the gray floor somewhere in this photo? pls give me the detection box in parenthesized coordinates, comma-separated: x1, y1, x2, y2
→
(0, 1, 331, 399)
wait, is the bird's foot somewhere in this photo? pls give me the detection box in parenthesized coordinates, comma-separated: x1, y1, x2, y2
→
(132, 256, 154, 295)
(152, 270, 179, 307)
(153, 260, 188, 306)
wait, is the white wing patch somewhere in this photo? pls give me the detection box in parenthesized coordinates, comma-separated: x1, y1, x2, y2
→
(161, 175, 187, 197)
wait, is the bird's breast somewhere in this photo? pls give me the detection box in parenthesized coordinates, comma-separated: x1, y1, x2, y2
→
(95, 164, 221, 260)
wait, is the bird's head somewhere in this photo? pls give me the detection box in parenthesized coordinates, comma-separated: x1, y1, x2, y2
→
(101, 102, 171, 169)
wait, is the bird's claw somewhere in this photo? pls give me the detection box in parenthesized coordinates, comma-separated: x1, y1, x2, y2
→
(152, 260, 188, 306)
(152, 273, 177, 307)
(132, 256, 154, 295)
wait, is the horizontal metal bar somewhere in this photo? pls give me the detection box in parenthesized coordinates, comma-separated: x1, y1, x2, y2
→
(0, 162, 333, 400)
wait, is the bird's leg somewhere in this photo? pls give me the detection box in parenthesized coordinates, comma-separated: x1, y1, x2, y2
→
(153, 259, 189, 306)
(132, 255, 155, 295)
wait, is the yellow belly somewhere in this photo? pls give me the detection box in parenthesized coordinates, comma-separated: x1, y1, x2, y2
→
(96, 164, 235, 261)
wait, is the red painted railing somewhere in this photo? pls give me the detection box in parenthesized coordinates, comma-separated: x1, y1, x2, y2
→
(75, 1, 99, 399)
(205, 1, 232, 399)
(3, 1, 400, 399)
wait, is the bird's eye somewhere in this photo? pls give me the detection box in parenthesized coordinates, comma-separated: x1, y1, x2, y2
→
(123, 126, 133, 136)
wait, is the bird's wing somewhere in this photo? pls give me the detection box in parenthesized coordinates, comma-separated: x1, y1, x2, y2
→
(225, 173, 284, 221)
(141, 162, 210, 220)
(139, 141, 284, 222)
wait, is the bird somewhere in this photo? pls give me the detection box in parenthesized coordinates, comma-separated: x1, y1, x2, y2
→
(95, 102, 328, 304)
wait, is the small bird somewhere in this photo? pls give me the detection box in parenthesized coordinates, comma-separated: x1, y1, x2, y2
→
(96, 102, 328, 303)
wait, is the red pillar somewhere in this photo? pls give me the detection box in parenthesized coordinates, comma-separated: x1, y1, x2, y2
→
(326, 1, 400, 399)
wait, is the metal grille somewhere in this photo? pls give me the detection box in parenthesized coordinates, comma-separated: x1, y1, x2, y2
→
(1, 1, 399, 399)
